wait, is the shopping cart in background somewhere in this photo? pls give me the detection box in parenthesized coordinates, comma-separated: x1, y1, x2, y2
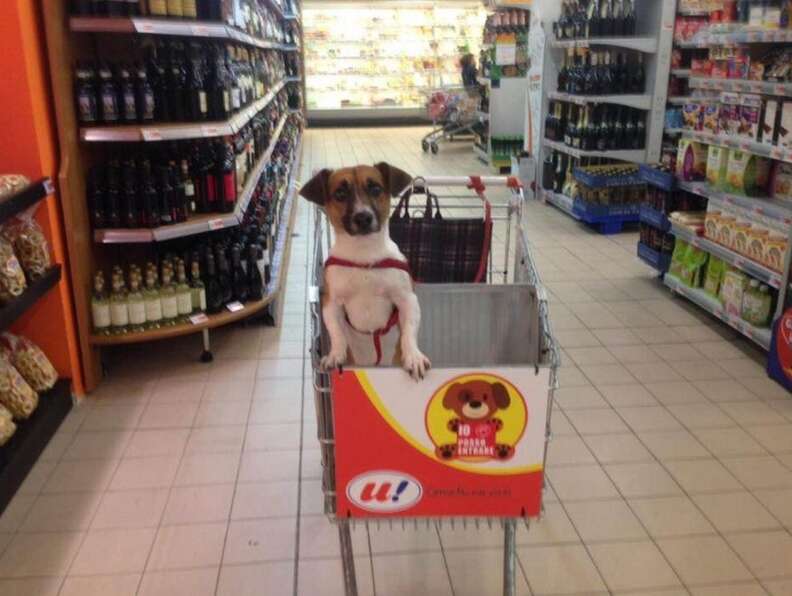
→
(309, 176, 559, 596)
(421, 86, 482, 155)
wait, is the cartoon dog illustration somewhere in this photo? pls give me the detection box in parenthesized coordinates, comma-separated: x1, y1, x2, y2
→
(435, 380, 515, 461)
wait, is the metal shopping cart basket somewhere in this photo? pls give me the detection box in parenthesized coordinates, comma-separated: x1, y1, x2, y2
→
(309, 176, 559, 596)
(421, 86, 483, 155)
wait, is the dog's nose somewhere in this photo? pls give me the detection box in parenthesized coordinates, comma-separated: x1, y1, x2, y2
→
(469, 400, 482, 409)
(353, 211, 373, 230)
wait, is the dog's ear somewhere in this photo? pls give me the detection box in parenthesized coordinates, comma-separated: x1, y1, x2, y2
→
(374, 162, 412, 197)
(300, 169, 332, 205)
(491, 382, 510, 410)
(443, 383, 461, 410)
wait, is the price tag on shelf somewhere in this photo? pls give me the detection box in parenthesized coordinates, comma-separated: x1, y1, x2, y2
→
(191, 24, 211, 36)
(769, 276, 782, 289)
(774, 84, 786, 95)
(142, 129, 162, 141)
(138, 22, 155, 33)
(202, 125, 221, 137)
(226, 301, 245, 313)
(189, 313, 209, 325)
(739, 141, 752, 151)
(747, 31, 760, 42)
(771, 147, 784, 159)
(207, 218, 225, 231)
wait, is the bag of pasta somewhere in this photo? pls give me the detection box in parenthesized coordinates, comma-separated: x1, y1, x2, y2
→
(0, 404, 16, 446)
(0, 174, 30, 199)
(0, 355, 37, 419)
(0, 237, 26, 304)
(1, 333, 57, 393)
(2, 208, 51, 282)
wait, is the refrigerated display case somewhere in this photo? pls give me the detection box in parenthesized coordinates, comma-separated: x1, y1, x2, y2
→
(303, 1, 486, 122)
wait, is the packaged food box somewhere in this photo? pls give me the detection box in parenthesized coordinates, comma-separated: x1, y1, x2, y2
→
(703, 256, 726, 297)
(725, 150, 770, 196)
(716, 213, 737, 247)
(712, 60, 729, 79)
(704, 208, 721, 241)
(732, 218, 752, 255)
(739, 94, 762, 141)
(746, 224, 769, 263)
(679, 246, 709, 287)
(742, 281, 773, 327)
(691, 58, 713, 76)
(764, 232, 787, 271)
(706, 145, 729, 187)
(770, 161, 792, 200)
(669, 239, 689, 279)
(683, 103, 703, 130)
(759, 98, 779, 145)
(728, 53, 750, 79)
(703, 103, 721, 134)
(777, 100, 792, 150)
(720, 269, 748, 317)
(677, 139, 708, 181)
(720, 93, 742, 135)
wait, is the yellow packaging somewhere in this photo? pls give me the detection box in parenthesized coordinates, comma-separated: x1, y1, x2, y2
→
(764, 233, 788, 272)
(716, 214, 737, 247)
(706, 145, 729, 188)
(746, 226, 769, 263)
(732, 220, 752, 255)
(704, 209, 721, 241)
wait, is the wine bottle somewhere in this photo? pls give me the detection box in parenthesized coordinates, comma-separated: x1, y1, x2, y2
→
(143, 266, 163, 329)
(247, 243, 263, 300)
(587, 0, 600, 37)
(230, 244, 248, 302)
(217, 141, 237, 213)
(149, 44, 170, 122)
(88, 167, 105, 229)
(134, 63, 155, 123)
(187, 43, 208, 122)
(92, 272, 112, 335)
(98, 62, 120, 124)
(631, 53, 645, 93)
(625, 108, 637, 148)
(601, 0, 613, 36)
(160, 266, 179, 326)
(612, 106, 625, 149)
(167, 42, 187, 122)
(127, 273, 147, 333)
(139, 158, 160, 228)
(545, 101, 557, 141)
(118, 64, 137, 123)
(597, 105, 612, 151)
(105, 159, 122, 228)
(564, 105, 576, 147)
(157, 165, 174, 225)
(216, 245, 232, 305)
(176, 260, 193, 321)
(636, 111, 646, 149)
(623, 0, 636, 35)
(109, 273, 129, 334)
(190, 256, 207, 313)
(257, 232, 271, 286)
(170, 163, 188, 223)
(204, 250, 223, 313)
(121, 159, 138, 228)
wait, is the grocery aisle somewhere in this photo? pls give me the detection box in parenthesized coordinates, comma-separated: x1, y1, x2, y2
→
(0, 127, 790, 596)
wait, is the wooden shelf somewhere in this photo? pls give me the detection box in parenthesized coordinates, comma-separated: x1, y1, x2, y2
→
(90, 137, 302, 345)
(0, 178, 54, 226)
(0, 379, 72, 514)
(93, 113, 290, 244)
(0, 265, 62, 331)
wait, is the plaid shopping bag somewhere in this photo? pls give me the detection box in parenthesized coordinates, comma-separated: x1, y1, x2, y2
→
(389, 185, 492, 283)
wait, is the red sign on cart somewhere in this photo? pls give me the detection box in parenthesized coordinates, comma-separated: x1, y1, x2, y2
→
(333, 367, 550, 518)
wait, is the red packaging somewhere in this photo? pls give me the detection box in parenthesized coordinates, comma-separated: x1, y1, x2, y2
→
(712, 60, 729, 79)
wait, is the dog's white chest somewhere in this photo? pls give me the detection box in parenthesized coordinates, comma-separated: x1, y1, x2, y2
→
(326, 266, 406, 332)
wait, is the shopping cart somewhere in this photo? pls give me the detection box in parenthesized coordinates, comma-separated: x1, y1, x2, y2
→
(309, 176, 559, 596)
(421, 86, 483, 155)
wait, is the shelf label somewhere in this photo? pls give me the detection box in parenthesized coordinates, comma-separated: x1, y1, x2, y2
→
(739, 141, 752, 151)
(747, 31, 761, 42)
(226, 301, 244, 313)
(733, 256, 745, 268)
(191, 24, 211, 36)
(207, 218, 225, 231)
(189, 313, 209, 325)
(142, 129, 162, 141)
(202, 125, 221, 137)
(774, 84, 787, 95)
(138, 22, 155, 33)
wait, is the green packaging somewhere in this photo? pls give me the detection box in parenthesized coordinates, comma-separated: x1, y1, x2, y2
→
(680, 247, 708, 287)
(703, 256, 726, 297)
(669, 240, 689, 279)
(706, 145, 729, 189)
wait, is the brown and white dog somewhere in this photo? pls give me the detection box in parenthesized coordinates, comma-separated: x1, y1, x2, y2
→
(300, 162, 431, 380)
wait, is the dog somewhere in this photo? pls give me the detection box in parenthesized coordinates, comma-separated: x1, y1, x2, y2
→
(300, 162, 431, 380)
(435, 380, 514, 460)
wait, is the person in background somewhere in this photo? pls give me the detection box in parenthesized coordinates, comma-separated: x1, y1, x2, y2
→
(460, 53, 478, 89)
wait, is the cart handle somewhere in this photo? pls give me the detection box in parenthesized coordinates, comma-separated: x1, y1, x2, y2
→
(413, 175, 522, 189)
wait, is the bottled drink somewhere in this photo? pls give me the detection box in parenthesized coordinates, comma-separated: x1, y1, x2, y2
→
(204, 250, 223, 313)
(217, 140, 237, 212)
(190, 257, 207, 313)
(584, 51, 599, 94)
(169, 163, 188, 223)
(600, 0, 614, 36)
(612, 106, 625, 149)
(230, 244, 248, 302)
(201, 141, 218, 212)
(209, 44, 231, 121)
(181, 158, 197, 215)
(98, 62, 120, 124)
(118, 64, 137, 123)
(183, 0, 197, 18)
(553, 152, 565, 193)
(149, 45, 170, 122)
(160, 266, 179, 325)
(134, 63, 155, 123)
(138, 159, 160, 228)
(623, 0, 636, 35)
(247, 243, 263, 300)
(631, 53, 645, 93)
(109, 273, 129, 334)
(105, 159, 122, 228)
(176, 260, 193, 321)
(88, 167, 105, 229)
(167, 0, 183, 17)
(149, 0, 167, 16)
(91, 272, 111, 335)
(157, 165, 175, 225)
(558, 50, 570, 91)
(187, 43, 208, 121)
(625, 109, 637, 148)
(167, 43, 187, 122)
(216, 245, 233, 304)
(75, 62, 98, 124)
(258, 232, 271, 285)
(144, 266, 163, 328)
(636, 112, 646, 149)
(121, 159, 138, 228)
(127, 273, 147, 333)
(587, 0, 601, 37)
(228, 48, 242, 111)
(597, 105, 612, 151)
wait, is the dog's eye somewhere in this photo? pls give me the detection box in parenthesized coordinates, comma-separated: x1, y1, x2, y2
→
(368, 184, 383, 197)
(333, 189, 349, 202)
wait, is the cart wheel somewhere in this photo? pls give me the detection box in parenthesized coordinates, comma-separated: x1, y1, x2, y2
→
(430, 142, 439, 154)
(421, 140, 429, 153)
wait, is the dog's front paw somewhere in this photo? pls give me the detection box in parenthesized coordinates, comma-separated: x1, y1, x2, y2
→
(320, 349, 347, 372)
(402, 348, 431, 381)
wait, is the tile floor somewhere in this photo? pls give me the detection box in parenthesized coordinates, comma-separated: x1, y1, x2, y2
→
(0, 127, 791, 595)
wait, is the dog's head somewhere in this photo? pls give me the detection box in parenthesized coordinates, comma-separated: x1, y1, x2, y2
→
(299, 163, 412, 236)
(442, 380, 510, 421)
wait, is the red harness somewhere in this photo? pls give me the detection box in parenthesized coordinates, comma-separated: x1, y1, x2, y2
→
(324, 256, 412, 365)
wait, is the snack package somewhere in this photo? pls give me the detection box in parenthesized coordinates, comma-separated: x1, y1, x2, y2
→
(759, 98, 779, 145)
(703, 256, 726, 297)
(706, 145, 729, 187)
(717, 213, 737, 247)
(677, 139, 708, 181)
(720, 269, 748, 316)
(765, 232, 787, 271)
(680, 246, 708, 287)
(0, 404, 16, 446)
(739, 94, 762, 141)
(0, 333, 57, 393)
(683, 102, 703, 130)
(2, 208, 52, 282)
(778, 101, 792, 150)
(703, 103, 721, 134)
(720, 93, 741, 135)
(725, 150, 770, 196)
(770, 162, 792, 201)
(0, 175, 30, 199)
(732, 218, 752, 255)
(0, 356, 38, 419)
(746, 224, 769, 263)
(742, 280, 773, 327)
(669, 239, 690, 278)
(0, 237, 27, 304)
(704, 209, 721, 241)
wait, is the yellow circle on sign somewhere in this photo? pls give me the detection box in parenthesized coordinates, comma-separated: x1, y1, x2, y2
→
(425, 373, 528, 463)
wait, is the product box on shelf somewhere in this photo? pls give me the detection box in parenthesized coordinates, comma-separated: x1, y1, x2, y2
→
(725, 150, 770, 196)
(703, 256, 725, 297)
(759, 98, 779, 145)
(778, 101, 792, 150)
(770, 162, 792, 200)
(677, 139, 708, 181)
(739, 94, 762, 141)
(720, 92, 741, 135)
(720, 269, 748, 317)
(683, 102, 703, 130)
(703, 102, 720, 134)
(706, 145, 729, 187)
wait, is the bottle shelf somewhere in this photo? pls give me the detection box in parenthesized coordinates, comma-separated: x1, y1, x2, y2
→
(542, 138, 646, 162)
(688, 76, 792, 98)
(81, 79, 288, 143)
(0, 265, 62, 331)
(93, 112, 290, 244)
(678, 129, 792, 165)
(670, 222, 783, 288)
(548, 91, 652, 110)
(665, 273, 771, 350)
(0, 178, 54, 226)
(90, 136, 302, 346)
(676, 179, 792, 228)
(0, 379, 72, 514)
(639, 204, 671, 231)
(550, 36, 658, 53)
(69, 16, 299, 50)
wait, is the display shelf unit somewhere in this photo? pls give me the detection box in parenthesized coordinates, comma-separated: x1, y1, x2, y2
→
(69, 16, 298, 50)
(81, 80, 289, 143)
(93, 113, 289, 244)
(689, 76, 792, 97)
(639, 204, 670, 231)
(91, 138, 301, 346)
(665, 274, 772, 349)
(670, 223, 783, 288)
(0, 379, 72, 514)
(547, 91, 652, 110)
(478, 76, 529, 172)
(43, 0, 305, 391)
(678, 129, 792, 164)
(676, 180, 792, 227)
(0, 266, 62, 331)
(638, 241, 671, 272)
(542, 138, 646, 162)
